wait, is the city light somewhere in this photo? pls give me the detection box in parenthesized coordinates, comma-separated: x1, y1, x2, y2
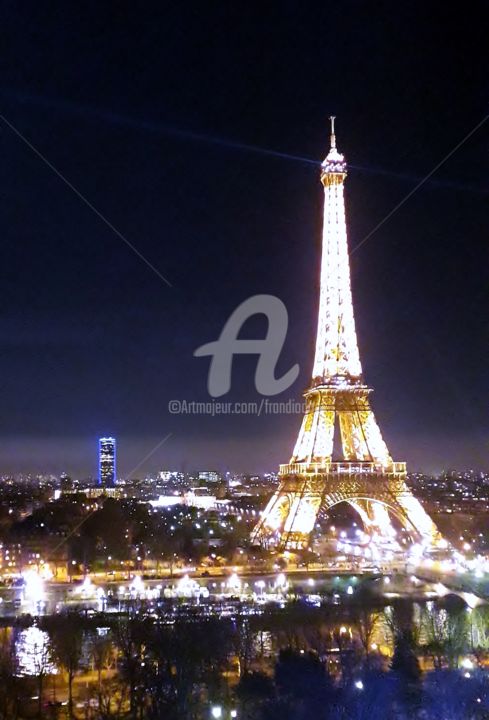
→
(78, 576, 96, 598)
(275, 573, 287, 591)
(227, 573, 241, 592)
(22, 570, 45, 605)
(130, 575, 145, 597)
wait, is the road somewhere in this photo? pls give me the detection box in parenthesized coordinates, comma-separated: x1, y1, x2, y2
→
(2, 557, 488, 618)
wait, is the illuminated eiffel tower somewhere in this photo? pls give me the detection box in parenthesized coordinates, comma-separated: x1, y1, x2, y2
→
(252, 119, 441, 551)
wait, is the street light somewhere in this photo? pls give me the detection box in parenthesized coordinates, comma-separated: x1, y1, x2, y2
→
(211, 706, 222, 719)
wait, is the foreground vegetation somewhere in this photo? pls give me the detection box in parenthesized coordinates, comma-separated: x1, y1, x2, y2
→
(0, 594, 489, 719)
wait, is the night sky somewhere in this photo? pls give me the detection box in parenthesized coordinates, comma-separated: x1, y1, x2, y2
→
(1, 3, 488, 476)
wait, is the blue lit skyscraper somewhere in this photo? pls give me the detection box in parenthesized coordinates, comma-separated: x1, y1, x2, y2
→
(98, 437, 116, 487)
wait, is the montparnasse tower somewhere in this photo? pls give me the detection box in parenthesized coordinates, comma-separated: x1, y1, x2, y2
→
(252, 119, 441, 551)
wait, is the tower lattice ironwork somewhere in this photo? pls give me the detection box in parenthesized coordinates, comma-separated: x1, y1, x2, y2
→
(252, 119, 441, 551)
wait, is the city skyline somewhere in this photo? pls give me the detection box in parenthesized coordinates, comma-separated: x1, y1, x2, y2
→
(0, 433, 487, 479)
(1, 5, 488, 474)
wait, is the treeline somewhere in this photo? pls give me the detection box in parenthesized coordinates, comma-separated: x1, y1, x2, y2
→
(5, 497, 250, 570)
(0, 596, 489, 718)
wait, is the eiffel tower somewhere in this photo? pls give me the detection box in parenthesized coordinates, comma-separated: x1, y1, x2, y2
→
(252, 119, 441, 551)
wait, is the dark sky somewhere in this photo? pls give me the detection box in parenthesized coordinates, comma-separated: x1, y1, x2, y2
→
(0, 2, 488, 477)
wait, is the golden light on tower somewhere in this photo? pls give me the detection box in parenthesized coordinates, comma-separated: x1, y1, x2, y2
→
(252, 118, 441, 551)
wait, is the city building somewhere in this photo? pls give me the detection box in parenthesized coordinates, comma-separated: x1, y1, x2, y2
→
(98, 437, 116, 487)
(158, 470, 179, 481)
(198, 471, 219, 483)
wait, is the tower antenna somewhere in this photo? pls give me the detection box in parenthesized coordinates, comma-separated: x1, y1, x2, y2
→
(329, 115, 336, 149)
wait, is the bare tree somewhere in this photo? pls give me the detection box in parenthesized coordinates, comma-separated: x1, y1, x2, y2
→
(468, 605, 489, 664)
(90, 632, 117, 712)
(0, 628, 20, 720)
(17, 625, 53, 719)
(45, 613, 84, 719)
(234, 616, 256, 676)
(353, 607, 381, 668)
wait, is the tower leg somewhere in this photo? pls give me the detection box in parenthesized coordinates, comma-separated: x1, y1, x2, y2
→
(349, 499, 399, 546)
(395, 492, 442, 545)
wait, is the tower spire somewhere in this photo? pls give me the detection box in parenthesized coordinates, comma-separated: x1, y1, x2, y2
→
(329, 115, 336, 149)
(321, 116, 346, 177)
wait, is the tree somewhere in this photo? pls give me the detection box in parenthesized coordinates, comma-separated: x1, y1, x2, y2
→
(45, 613, 83, 720)
(113, 616, 149, 719)
(339, 670, 397, 720)
(17, 624, 53, 719)
(391, 630, 421, 683)
(236, 672, 274, 720)
(297, 549, 318, 570)
(89, 632, 116, 712)
(275, 647, 335, 716)
(0, 629, 20, 720)
(444, 605, 469, 669)
(353, 606, 381, 669)
(171, 618, 234, 717)
(424, 669, 489, 720)
(140, 615, 235, 720)
(234, 616, 256, 677)
(470, 605, 489, 664)
(420, 604, 447, 669)
(421, 601, 470, 670)
(390, 629, 422, 712)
